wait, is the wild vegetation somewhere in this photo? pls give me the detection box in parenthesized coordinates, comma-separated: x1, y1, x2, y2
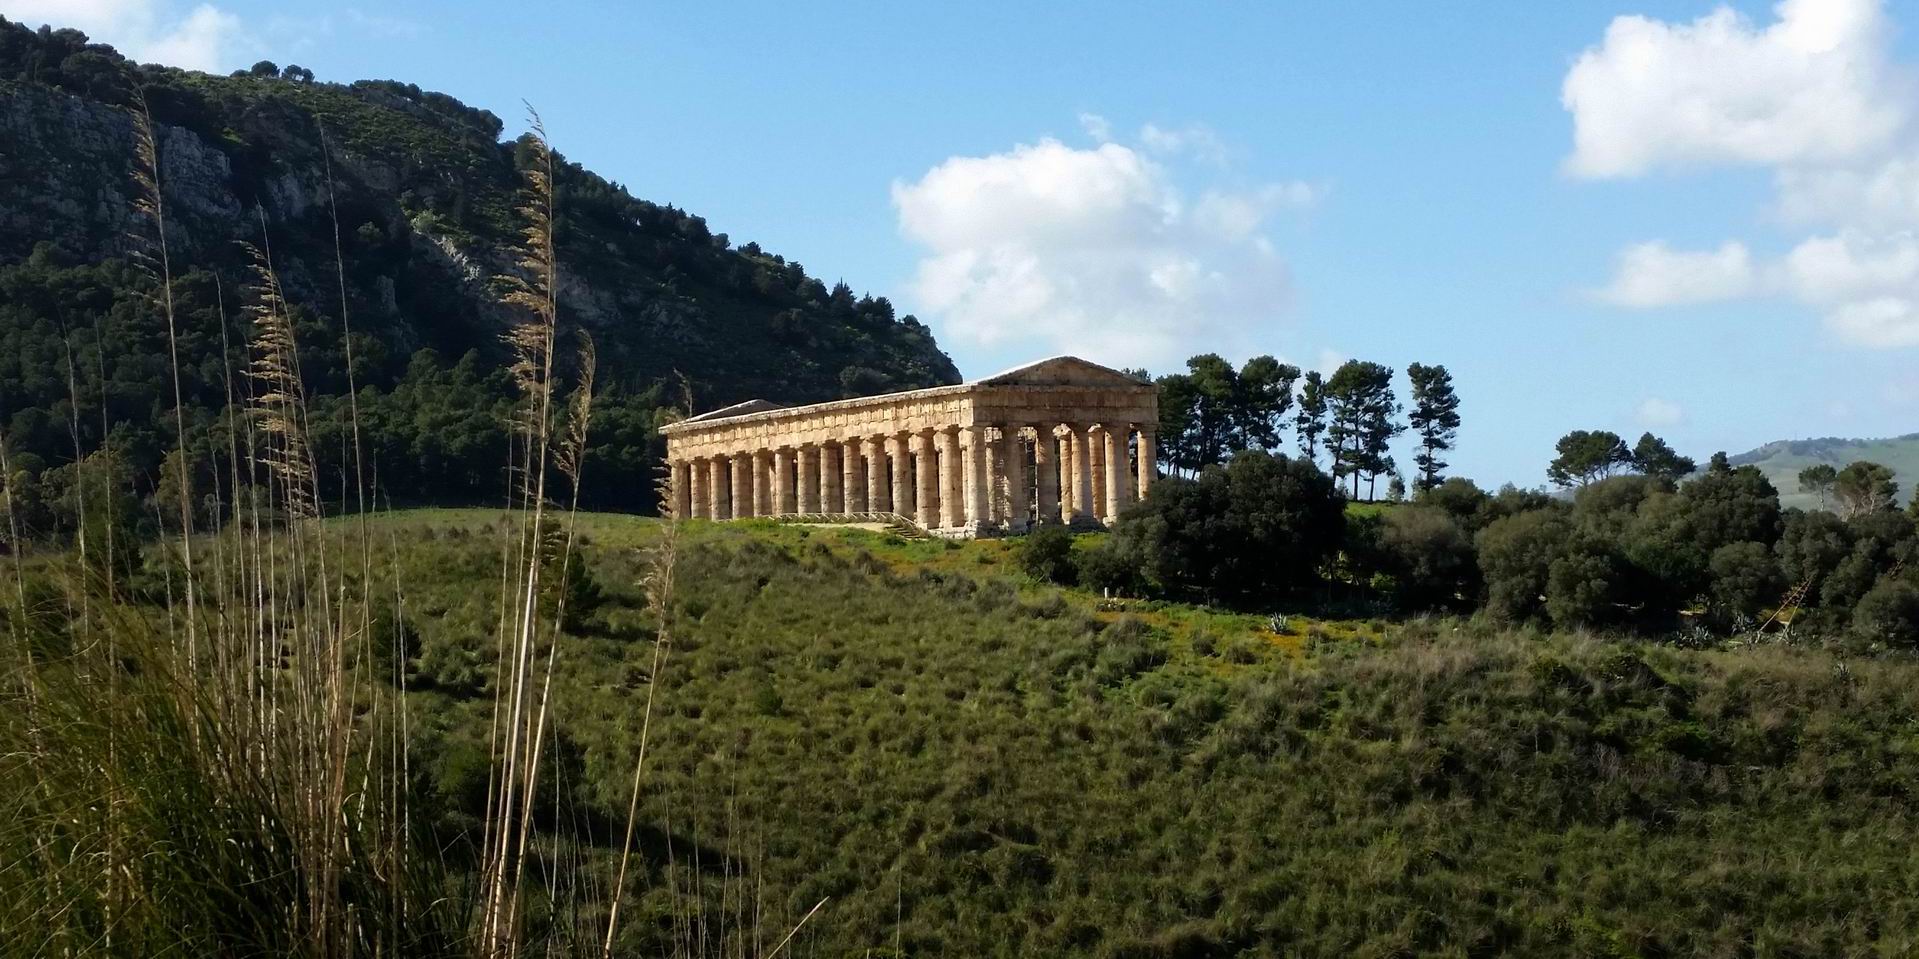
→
(4, 11, 1919, 959)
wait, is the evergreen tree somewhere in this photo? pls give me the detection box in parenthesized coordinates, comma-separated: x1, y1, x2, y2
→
(1834, 461, 1899, 518)
(1798, 463, 1838, 510)
(1235, 355, 1300, 451)
(1631, 432, 1695, 484)
(1295, 370, 1327, 466)
(1324, 360, 1403, 500)
(1547, 430, 1631, 488)
(1405, 363, 1460, 492)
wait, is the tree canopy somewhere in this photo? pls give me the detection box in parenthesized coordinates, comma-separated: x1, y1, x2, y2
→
(1548, 430, 1632, 488)
(1406, 362, 1460, 492)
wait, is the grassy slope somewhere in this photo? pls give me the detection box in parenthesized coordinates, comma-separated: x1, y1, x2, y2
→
(362, 509, 1919, 958)
(1731, 434, 1919, 511)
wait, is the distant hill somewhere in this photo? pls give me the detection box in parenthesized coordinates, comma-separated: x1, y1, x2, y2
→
(0, 18, 958, 516)
(1728, 433, 1919, 510)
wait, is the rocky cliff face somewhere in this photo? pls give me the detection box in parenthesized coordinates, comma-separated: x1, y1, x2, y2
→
(0, 19, 960, 409)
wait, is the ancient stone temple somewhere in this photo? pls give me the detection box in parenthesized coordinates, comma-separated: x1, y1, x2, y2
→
(660, 356, 1159, 537)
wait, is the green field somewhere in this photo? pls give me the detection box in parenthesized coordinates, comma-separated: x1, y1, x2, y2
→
(336, 509, 1919, 957)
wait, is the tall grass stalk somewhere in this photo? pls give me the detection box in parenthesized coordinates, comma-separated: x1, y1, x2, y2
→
(480, 104, 568, 956)
(131, 92, 198, 670)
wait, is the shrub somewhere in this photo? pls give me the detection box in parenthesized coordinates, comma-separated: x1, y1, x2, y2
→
(1104, 451, 1345, 604)
(1477, 509, 1571, 624)
(1854, 578, 1919, 647)
(1017, 525, 1078, 585)
(1708, 540, 1781, 622)
(1378, 505, 1476, 610)
(1075, 537, 1140, 595)
(1545, 540, 1622, 629)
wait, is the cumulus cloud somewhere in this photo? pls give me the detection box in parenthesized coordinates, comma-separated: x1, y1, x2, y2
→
(1595, 241, 1758, 307)
(893, 131, 1312, 368)
(1, 0, 248, 72)
(1562, 0, 1902, 178)
(1636, 397, 1685, 427)
(1571, 0, 1919, 350)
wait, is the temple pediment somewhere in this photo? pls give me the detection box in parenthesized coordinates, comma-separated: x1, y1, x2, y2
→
(681, 399, 788, 423)
(972, 356, 1151, 389)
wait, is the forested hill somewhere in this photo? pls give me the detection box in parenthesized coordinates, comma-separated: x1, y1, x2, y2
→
(0, 18, 958, 517)
(1731, 433, 1919, 511)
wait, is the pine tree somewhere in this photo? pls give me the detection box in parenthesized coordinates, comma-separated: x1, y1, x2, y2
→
(1405, 363, 1460, 492)
(1295, 370, 1327, 466)
(1324, 361, 1403, 500)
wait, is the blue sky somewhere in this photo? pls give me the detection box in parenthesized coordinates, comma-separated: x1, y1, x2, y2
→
(10, 0, 1919, 488)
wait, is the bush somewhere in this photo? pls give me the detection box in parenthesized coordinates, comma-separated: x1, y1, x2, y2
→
(1545, 540, 1622, 629)
(1854, 578, 1919, 647)
(1477, 509, 1571, 624)
(1075, 537, 1140, 595)
(1708, 541, 1781, 622)
(1104, 451, 1345, 604)
(1017, 525, 1078, 585)
(1378, 505, 1475, 610)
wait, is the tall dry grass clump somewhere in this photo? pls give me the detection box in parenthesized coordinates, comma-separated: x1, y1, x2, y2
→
(0, 93, 452, 958)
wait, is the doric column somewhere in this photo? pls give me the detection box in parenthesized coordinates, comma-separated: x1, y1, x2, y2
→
(1001, 427, 1028, 531)
(964, 425, 990, 531)
(671, 459, 692, 520)
(814, 443, 833, 513)
(708, 455, 731, 520)
(915, 429, 940, 529)
(865, 436, 889, 513)
(694, 456, 717, 517)
(773, 447, 796, 514)
(1034, 428, 1059, 524)
(755, 450, 774, 516)
(938, 426, 963, 529)
(1137, 428, 1156, 500)
(731, 452, 754, 519)
(1060, 428, 1076, 517)
(1089, 427, 1107, 521)
(799, 444, 821, 513)
(842, 439, 863, 512)
(1103, 425, 1127, 524)
(1068, 424, 1095, 527)
(889, 433, 913, 519)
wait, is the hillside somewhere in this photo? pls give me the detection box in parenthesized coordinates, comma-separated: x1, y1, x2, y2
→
(212, 514, 1919, 954)
(1730, 433, 1919, 511)
(0, 18, 958, 518)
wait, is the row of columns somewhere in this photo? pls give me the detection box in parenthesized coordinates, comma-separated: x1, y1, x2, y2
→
(670, 423, 1156, 533)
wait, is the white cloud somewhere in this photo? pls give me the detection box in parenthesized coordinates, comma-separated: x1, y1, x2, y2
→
(1781, 231, 1919, 303)
(1571, 0, 1919, 351)
(1077, 112, 1113, 143)
(1824, 296, 1919, 347)
(1561, 0, 1902, 178)
(1775, 159, 1919, 230)
(1139, 122, 1229, 165)
(1636, 397, 1685, 427)
(893, 133, 1303, 368)
(2, 0, 248, 72)
(1595, 241, 1757, 307)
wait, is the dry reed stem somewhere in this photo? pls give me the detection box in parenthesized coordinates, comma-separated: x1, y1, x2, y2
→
(131, 91, 199, 672)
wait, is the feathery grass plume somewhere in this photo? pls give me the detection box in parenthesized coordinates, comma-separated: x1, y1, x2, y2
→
(130, 90, 199, 669)
(481, 102, 564, 957)
(241, 225, 321, 523)
(239, 214, 361, 951)
(602, 451, 679, 957)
